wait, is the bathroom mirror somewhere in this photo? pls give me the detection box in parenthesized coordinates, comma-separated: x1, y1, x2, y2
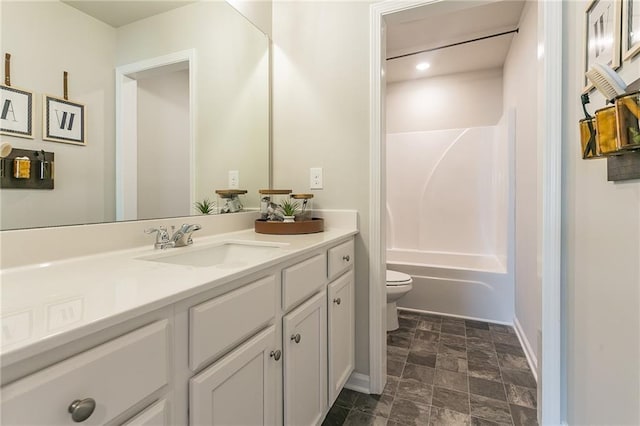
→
(0, 0, 270, 230)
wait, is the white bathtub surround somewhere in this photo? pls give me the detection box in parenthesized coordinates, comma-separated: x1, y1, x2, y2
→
(386, 115, 515, 325)
(386, 125, 510, 257)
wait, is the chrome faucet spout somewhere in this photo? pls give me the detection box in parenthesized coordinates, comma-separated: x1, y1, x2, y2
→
(170, 223, 202, 247)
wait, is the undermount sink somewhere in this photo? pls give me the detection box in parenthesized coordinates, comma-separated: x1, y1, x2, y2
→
(139, 241, 286, 268)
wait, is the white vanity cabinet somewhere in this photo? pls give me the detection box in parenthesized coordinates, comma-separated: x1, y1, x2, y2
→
(283, 290, 327, 426)
(189, 326, 280, 426)
(1, 234, 357, 426)
(327, 270, 355, 406)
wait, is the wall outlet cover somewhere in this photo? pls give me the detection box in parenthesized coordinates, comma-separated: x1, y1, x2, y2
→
(228, 170, 239, 189)
(310, 167, 323, 189)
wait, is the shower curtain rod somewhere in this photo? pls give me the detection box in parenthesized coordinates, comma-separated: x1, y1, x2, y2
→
(386, 28, 519, 61)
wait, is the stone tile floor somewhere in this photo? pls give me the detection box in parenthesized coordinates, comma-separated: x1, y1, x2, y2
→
(323, 310, 538, 426)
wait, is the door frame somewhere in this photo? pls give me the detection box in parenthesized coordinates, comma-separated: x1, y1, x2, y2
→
(368, 1, 563, 424)
(115, 49, 196, 221)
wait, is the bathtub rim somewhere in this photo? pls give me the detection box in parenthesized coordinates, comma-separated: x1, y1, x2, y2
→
(386, 248, 507, 274)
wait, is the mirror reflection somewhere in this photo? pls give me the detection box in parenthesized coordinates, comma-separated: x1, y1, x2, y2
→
(0, 0, 270, 230)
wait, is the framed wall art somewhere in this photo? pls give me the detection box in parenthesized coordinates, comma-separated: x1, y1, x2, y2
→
(584, 0, 623, 92)
(1, 85, 34, 139)
(43, 94, 86, 145)
(622, 0, 640, 60)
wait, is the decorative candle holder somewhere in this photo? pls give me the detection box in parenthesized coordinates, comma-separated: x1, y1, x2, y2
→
(595, 105, 621, 156)
(215, 189, 247, 214)
(614, 91, 640, 151)
(291, 193, 314, 221)
(579, 118, 601, 159)
(258, 189, 292, 221)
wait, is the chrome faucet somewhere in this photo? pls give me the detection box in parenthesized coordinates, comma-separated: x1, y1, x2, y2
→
(144, 226, 175, 250)
(169, 223, 202, 247)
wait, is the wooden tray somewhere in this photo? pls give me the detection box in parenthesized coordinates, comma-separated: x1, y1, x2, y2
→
(254, 218, 324, 235)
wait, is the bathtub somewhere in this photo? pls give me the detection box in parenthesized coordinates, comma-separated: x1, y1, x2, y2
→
(387, 248, 513, 323)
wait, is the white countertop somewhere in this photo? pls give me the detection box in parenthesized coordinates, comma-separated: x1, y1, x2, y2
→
(0, 227, 357, 366)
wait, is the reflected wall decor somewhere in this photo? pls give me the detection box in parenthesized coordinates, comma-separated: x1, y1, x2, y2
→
(584, 0, 622, 92)
(43, 95, 86, 145)
(622, 0, 640, 59)
(0, 85, 33, 139)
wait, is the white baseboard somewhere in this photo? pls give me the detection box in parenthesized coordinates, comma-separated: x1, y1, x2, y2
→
(344, 371, 370, 394)
(398, 307, 513, 326)
(513, 316, 538, 383)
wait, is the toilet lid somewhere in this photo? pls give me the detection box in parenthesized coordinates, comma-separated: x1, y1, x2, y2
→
(386, 270, 412, 285)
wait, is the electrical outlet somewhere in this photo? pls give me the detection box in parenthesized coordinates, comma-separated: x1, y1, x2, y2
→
(228, 170, 239, 189)
(310, 167, 323, 189)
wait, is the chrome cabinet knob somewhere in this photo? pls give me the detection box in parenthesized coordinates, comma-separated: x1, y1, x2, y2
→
(68, 398, 96, 422)
(333, 298, 342, 305)
(290, 333, 301, 344)
(342, 255, 350, 262)
(270, 350, 282, 361)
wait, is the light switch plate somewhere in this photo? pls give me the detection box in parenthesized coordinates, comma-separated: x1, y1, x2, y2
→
(310, 167, 323, 189)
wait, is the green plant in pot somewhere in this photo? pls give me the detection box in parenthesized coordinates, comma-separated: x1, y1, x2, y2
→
(194, 198, 215, 215)
(279, 199, 299, 223)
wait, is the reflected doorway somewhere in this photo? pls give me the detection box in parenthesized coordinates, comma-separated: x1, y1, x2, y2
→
(115, 50, 195, 221)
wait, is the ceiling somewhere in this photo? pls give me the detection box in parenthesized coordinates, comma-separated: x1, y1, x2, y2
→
(386, 0, 526, 83)
(62, 1, 195, 28)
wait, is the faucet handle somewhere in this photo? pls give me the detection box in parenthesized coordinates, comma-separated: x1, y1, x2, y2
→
(145, 227, 171, 247)
(145, 226, 167, 237)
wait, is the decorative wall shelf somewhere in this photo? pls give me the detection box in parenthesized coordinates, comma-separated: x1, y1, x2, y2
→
(607, 151, 640, 181)
(0, 148, 54, 189)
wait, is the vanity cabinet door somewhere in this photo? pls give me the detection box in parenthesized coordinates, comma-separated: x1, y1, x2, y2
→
(189, 326, 280, 426)
(327, 270, 355, 406)
(283, 290, 327, 426)
(122, 399, 169, 426)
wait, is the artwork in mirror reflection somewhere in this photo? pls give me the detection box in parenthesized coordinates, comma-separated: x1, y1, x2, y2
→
(0, 1, 270, 230)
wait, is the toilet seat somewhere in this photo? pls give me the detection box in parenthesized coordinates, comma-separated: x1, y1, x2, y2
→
(386, 270, 412, 286)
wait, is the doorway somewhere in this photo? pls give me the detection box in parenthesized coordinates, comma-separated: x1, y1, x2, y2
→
(369, 1, 562, 424)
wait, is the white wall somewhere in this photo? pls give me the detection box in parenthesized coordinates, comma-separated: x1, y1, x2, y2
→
(0, 1, 116, 230)
(226, 0, 272, 38)
(386, 68, 504, 133)
(564, 2, 640, 424)
(502, 1, 540, 371)
(116, 1, 269, 210)
(137, 69, 190, 220)
(272, 0, 372, 375)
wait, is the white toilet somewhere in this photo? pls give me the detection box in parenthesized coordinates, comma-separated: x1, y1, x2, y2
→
(386, 270, 413, 331)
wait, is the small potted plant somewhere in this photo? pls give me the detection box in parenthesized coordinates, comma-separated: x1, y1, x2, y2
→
(194, 198, 215, 215)
(279, 199, 299, 223)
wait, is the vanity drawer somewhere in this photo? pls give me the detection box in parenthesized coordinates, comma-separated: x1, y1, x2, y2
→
(282, 253, 327, 311)
(1, 320, 169, 426)
(328, 239, 354, 280)
(190, 275, 276, 371)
